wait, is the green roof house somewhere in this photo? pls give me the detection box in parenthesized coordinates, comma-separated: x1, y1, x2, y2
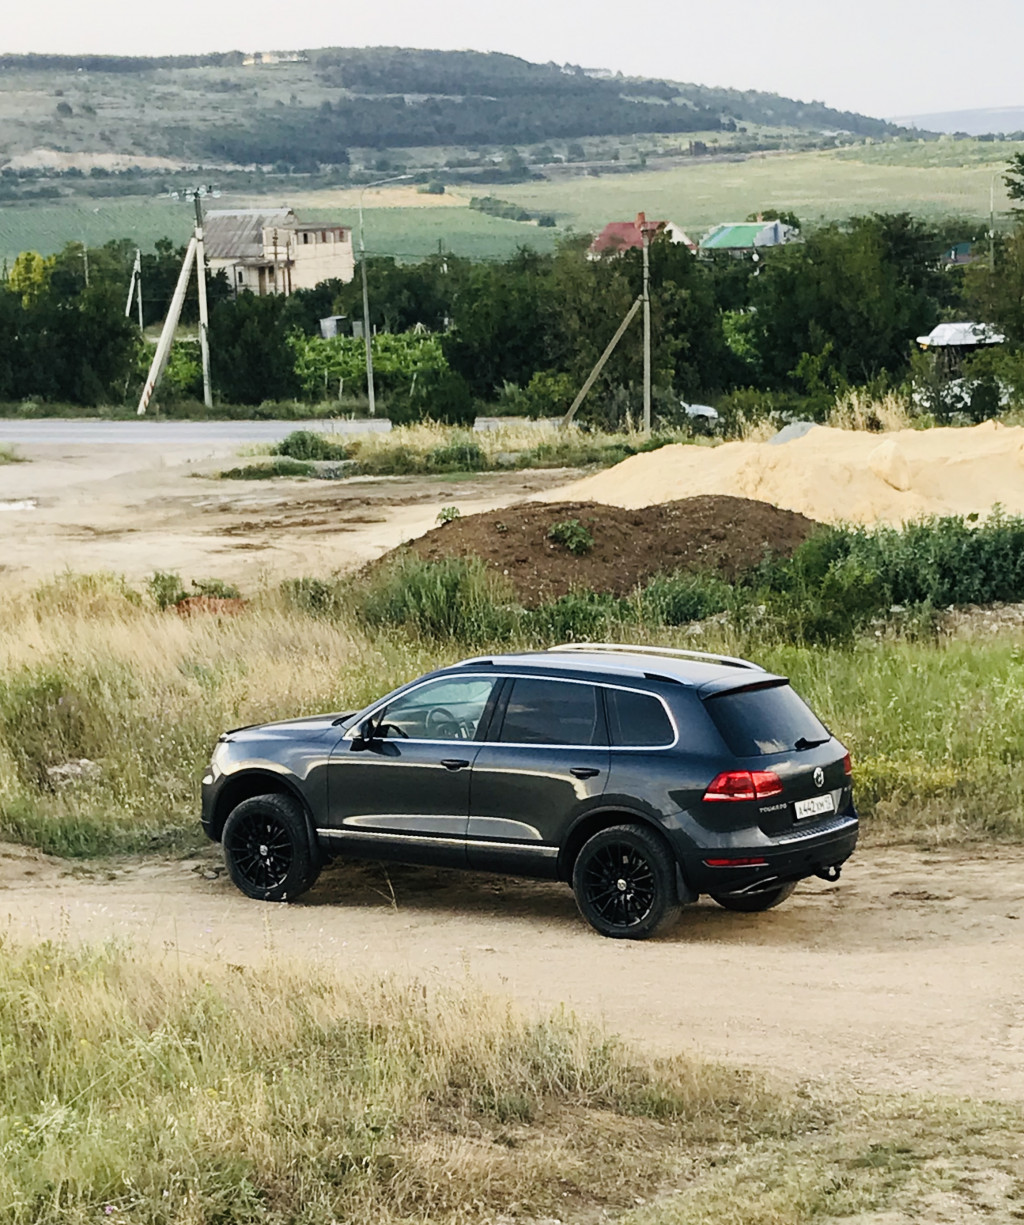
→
(699, 219, 799, 253)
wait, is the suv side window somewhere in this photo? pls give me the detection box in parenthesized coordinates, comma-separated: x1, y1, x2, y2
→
(376, 676, 497, 741)
(605, 687, 675, 747)
(497, 677, 604, 746)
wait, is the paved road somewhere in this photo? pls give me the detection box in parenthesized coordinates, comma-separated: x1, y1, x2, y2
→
(0, 419, 392, 446)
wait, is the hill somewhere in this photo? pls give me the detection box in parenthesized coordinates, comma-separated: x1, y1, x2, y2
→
(0, 47, 902, 168)
(891, 105, 1024, 136)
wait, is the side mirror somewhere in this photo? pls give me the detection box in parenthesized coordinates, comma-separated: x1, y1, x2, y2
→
(351, 717, 377, 751)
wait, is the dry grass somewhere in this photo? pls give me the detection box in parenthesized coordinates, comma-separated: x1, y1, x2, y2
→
(2, 939, 1021, 1225)
(827, 389, 915, 432)
(0, 940, 790, 1225)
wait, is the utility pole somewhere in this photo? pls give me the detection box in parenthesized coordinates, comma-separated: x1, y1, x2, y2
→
(137, 238, 196, 415)
(193, 193, 213, 409)
(990, 174, 997, 272)
(358, 174, 410, 416)
(640, 212, 652, 435)
(137, 186, 215, 415)
(125, 248, 144, 329)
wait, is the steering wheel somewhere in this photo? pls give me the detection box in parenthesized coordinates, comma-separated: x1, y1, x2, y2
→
(425, 706, 464, 738)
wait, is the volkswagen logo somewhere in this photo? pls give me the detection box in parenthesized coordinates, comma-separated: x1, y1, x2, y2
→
(813, 766, 825, 789)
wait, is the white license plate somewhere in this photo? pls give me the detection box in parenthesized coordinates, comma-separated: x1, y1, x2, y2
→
(794, 793, 835, 820)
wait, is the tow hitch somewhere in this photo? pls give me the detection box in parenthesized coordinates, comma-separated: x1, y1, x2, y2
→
(815, 864, 842, 882)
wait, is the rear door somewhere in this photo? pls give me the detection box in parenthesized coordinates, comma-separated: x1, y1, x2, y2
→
(467, 675, 609, 875)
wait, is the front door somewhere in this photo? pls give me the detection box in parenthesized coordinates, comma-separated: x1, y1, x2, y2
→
(325, 675, 498, 868)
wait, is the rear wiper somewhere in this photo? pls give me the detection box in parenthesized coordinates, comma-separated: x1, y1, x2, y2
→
(794, 736, 829, 751)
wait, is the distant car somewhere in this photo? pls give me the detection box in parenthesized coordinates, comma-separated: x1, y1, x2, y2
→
(681, 401, 719, 421)
(201, 644, 857, 939)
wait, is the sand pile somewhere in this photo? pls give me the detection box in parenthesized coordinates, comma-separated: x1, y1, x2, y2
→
(547, 421, 1024, 523)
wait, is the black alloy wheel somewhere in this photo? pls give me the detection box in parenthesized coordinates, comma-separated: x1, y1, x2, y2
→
(709, 880, 797, 913)
(221, 793, 319, 902)
(572, 824, 681, 939)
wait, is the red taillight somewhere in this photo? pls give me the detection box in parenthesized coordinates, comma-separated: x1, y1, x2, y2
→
(704, 856, 769, 867)
(842, 752, 852, 776)
(704, 770, 783, 802)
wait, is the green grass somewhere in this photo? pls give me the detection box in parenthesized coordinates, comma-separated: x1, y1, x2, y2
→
(496, 148, 1014, 233)
(0, 443, 27, 464)
(4, 546, 1024, 857)
(0, 197, 559, 266)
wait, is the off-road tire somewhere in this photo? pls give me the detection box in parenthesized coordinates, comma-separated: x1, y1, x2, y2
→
(572, 823, 681, 939)
(222, 792, 319, 902)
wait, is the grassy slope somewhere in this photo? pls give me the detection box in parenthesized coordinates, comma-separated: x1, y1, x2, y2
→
(497, 148, 1015, 233)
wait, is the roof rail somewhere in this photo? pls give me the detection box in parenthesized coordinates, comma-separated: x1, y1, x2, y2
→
(546, 643, 764, 671)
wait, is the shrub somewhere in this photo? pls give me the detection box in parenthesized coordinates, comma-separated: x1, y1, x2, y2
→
(219, 458, 313, 479)
(276, 429, 350, 461)
(638, 571, 735, 626)
(547, 518, 595, 555)
(427, 438, 487, 471)
(355, 555, 517, 642)
(436, 505, 462, 524)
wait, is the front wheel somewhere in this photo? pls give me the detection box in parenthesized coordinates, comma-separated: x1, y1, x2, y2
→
(572, 824, 681, 939)
(222, 793, 319, 902)
(709, 880, 797, 913)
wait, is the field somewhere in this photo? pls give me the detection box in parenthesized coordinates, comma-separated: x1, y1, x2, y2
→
(497, 146, 1015, 233)
(1, 140, 1017, 265)
(0, 194, 559, 266)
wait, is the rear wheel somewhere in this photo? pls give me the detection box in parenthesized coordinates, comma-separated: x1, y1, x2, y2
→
(222, 793, 319, 902)
(572, 824, 681, 939)
(709, 880, 797, 913)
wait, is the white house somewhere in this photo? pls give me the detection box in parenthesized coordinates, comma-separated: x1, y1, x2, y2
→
(204, 209, 355, 296)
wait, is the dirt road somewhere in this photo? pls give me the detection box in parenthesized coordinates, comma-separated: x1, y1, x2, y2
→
(3, 840, 1022, 1102)
(0, 431, 571, 586)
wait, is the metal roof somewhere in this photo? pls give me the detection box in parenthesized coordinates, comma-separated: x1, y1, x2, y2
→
(916, 321, 1006, 348)
(203, 209, 297, 260)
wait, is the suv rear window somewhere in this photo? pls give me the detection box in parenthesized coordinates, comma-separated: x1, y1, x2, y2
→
(705, 682, 829, 757)
(498, 678, 602, 746)
(605, 687, 674, 747)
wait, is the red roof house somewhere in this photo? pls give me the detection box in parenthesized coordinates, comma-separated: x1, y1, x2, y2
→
(587, 215, 696, 259)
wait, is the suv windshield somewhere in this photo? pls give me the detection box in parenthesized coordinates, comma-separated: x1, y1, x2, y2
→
(705, 681, 829, 757)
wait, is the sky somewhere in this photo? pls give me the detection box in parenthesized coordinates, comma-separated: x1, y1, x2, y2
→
(3, 0, 1021, 121)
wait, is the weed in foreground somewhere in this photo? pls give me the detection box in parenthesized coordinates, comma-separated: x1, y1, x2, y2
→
(0, 942, 791, 1225)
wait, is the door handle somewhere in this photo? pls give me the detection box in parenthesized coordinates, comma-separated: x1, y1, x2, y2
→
(440, 758, 470, 771)
(570, 767, 600, 779)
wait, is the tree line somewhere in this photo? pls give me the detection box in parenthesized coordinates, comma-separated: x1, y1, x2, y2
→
(2, 207, 1022, 416)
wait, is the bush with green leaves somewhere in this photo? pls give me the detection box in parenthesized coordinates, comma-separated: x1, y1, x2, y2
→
(547, 518, 595, 555)
(276, 429, 351, 461)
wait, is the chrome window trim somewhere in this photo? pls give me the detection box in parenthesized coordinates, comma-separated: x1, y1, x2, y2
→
(343, 672, 679, 751)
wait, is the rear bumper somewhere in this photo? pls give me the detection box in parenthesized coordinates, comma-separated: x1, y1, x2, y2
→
(680, 813, 859, 894)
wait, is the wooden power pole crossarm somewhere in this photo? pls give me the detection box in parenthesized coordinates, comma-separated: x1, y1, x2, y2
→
(561, 296, 642, 428)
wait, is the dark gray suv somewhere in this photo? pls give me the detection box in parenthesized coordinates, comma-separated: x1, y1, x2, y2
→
(201, 644, 857, 938)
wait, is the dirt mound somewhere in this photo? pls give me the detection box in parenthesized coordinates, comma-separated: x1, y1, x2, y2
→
(402, 495, 819, 604)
